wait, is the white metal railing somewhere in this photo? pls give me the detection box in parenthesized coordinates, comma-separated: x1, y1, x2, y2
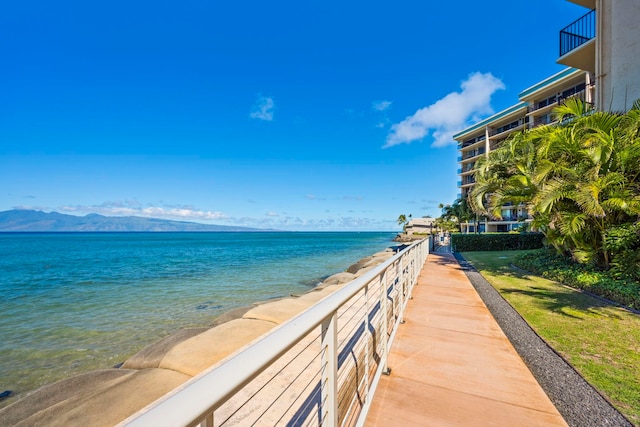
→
(119, 238, 430, 427)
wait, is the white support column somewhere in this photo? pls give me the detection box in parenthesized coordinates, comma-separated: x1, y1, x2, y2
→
(380, 269, 390, 375)
(200, 413, 213, 427)
(321, 313, 338, 427)
(397, 258, 405, 324)
(364, 283, 370, 400)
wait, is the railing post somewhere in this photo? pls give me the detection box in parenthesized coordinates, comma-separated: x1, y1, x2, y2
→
(200, 413, 213, 427)
(321, 312, 338, 427)
(364, 283, 370, 400)
(380, 269, 390, 375)
(408, 250, 415, 299)
(397, 259, 404, 324)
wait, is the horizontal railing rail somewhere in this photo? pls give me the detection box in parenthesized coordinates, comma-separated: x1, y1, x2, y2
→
(119, 239, 430, 427)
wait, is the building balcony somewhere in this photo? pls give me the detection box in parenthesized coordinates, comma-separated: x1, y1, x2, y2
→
(488, 123, 526, 141)
(461, 176, 476, 187)
(533, 114, 557, 127)
(458, 162, 476, 175)
(567, 0, 594, 8)
(457, 134, 486, 149)
(528, 84, 589, 115)
(488, 117, 527, 138)
(488, 215, 532, 222)
(460, 148, 486, 161)
(558, 9, 596, 72)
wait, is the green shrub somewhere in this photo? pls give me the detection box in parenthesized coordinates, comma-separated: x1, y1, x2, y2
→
(604, 223, 640, 280)
(515, 249, 640, 310)
(451, 233, 544, 252)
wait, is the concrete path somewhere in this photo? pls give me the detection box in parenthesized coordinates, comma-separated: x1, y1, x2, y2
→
(365, 252, 568, 427)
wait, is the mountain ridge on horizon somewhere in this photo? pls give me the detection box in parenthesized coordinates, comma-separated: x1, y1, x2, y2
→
(0, 209, 274, 232)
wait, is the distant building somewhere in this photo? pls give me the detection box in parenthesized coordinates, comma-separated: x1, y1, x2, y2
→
(454, 0, 639, 233)
(405, 217, 436, 235)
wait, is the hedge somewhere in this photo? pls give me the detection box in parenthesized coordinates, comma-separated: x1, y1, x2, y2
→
(515, 249, 640, 310)
(451, 233, 544, 252)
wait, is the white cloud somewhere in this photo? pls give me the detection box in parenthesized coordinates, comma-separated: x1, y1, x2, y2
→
(372, 100, 392, 111)
(385, 72, 505, 148)
(58, 202, 227, 222)
(266, 211, 279, 217)
(249, 95, 275, 121)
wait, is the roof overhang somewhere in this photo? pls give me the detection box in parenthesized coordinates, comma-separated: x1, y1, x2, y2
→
(519, 68, 585, 100)
(567, 0, 595, 9)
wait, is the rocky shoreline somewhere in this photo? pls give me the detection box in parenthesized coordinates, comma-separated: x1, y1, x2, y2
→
(393, 232, 428, 243)
(0, 245, 403, 426)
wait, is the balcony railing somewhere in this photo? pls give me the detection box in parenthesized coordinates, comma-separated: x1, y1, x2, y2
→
(460, 163, 475, 174)
(457, 134, 486, 149)
(120, 240, 429, 427)
(488, 118, 527, 137)
(530, 84, 588, 113)
(560, 9, 595, 57)
(462, 148, 485, 160)
(462, 177, 476, 186)
(532, 87, 593, 127)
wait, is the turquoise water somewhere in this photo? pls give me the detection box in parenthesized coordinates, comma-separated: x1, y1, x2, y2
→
(0, 232, 394, 403)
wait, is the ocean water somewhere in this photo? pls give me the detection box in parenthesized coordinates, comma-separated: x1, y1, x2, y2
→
(0, 231, 395, 405)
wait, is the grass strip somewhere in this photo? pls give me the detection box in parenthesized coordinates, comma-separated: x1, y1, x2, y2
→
(462, 250, 640, 426)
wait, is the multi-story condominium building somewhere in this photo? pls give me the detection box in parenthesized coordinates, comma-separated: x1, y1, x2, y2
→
(455, 68, 591, 233)
(455, 102, 528, 233)
(454, 0, 639, 233)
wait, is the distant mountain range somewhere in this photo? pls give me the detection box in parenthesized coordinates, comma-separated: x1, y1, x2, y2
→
(0, 210, 271, 232)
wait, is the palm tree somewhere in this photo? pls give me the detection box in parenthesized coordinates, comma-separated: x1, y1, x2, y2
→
(396, 214, 407, 231)
(440, 199, 474, 232)
(470, 98, 640, 268)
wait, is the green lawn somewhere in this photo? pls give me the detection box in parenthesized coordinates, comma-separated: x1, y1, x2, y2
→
(462, 251, 640, 425)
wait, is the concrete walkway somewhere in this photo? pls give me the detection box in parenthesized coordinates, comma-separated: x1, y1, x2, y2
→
(365, 252, 568, 426)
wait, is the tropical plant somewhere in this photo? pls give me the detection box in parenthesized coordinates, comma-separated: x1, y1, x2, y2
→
(434, 217, 458, 233)
(396, 214, 412, 231)
(470, 98, 640, 269)
(439, 199, 474, 232)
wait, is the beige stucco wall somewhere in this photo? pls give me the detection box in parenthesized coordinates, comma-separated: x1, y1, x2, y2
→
(597, 0, 640, 111)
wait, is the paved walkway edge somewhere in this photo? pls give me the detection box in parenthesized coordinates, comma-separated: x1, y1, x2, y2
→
(454, 253, 633, 427)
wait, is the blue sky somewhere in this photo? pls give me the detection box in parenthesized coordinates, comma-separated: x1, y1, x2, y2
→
(1, 0, 587, 231)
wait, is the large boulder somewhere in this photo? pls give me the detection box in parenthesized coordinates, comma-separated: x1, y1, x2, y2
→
(322, 272, 356, 285)
(159, 319, 275, 377)
(210, 305, 254, 327)
(121, 327, 209, 370)
(346, 257, 373, 274)
(0, 368, 190, 427)
(242, 298, 316, 324)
